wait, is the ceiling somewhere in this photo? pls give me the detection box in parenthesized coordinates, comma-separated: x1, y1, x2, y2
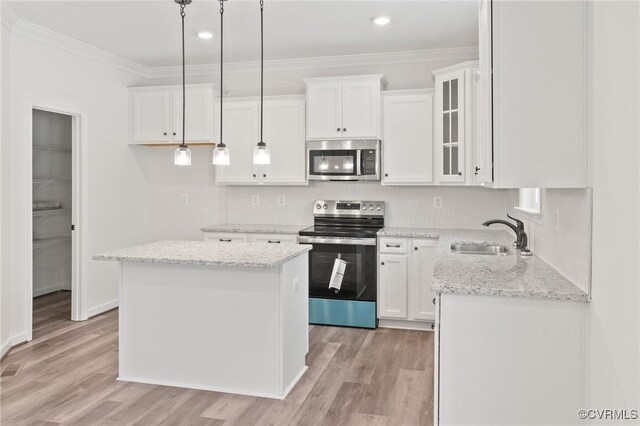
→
(8, 0, 478, 68)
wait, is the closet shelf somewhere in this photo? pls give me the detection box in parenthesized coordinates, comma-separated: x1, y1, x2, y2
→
(33, 146, 72, 153)
(33, 208, 71, 217)
(33, 236, 71, 249)
(33, 178, 72, 184)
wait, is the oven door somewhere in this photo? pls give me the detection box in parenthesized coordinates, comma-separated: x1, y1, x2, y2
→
(308, 149, 360, 180)
(298, 236, 377, 301)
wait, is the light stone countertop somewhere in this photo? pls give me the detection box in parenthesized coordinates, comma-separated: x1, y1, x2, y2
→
(93, 240, 311, 268)
(201, 223, 310, 234)
(378, 227, 589, 303)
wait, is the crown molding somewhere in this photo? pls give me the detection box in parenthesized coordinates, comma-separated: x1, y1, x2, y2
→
(9, 18, 149, 78)
(149, 46, 479, 80)
(6, 15, 478, 81)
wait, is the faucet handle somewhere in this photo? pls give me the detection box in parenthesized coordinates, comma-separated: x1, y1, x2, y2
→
(507, 213, 524, 230)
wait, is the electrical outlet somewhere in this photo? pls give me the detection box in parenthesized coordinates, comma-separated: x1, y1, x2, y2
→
(251, 194, 260, 206)
(181, 193, 189, 205)
(433, 196, 443, 209)
(292, 276, 299, 292)
(554, 208, 560, 231)
(277, 195, 286, 206)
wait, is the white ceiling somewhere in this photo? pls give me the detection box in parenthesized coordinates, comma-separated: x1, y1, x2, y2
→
(8, 1, 478, 68)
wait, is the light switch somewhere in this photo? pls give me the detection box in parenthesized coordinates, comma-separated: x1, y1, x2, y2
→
(433, 196, 443, 209)
(251, 194, 260, 206)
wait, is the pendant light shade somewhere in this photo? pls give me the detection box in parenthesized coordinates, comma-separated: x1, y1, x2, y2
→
(253, 141, 270, 165)
(253, 0, 271, 165)
(213, 0, 231, 166)
(174, 146, 192, 166)
(173, 0, 192, 166)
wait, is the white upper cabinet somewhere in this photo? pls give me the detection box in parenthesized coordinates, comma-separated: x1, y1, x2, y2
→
(130, 84, 215, 144)
(172, 87, 213, 142)
(382, 90, 434, 185)
(482, 0, 588, 188)
(215, 100, 259, 184)
(215, 96, 307, 185)
(434, 68, 466, 184)
(260, 97, 306, 184)
(304, 75, 386, 140)
(132, 89, 171, 143)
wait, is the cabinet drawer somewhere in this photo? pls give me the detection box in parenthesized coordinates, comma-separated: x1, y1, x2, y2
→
(379, 238, 408, 254)
(249, 233, 298, 244)
(203, 232, 249, 243)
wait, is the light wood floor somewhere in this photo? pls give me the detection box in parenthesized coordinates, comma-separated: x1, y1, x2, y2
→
(1, 292, 434, 426)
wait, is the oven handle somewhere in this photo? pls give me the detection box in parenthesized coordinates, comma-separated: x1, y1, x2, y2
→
(297, 236, 377, 246)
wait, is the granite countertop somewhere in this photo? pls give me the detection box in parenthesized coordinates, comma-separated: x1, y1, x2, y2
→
(200, 224, 309, 234)
(379, 227, 589, 303)
(93, 240, 311, 268)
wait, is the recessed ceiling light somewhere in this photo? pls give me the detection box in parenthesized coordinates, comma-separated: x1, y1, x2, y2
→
(197, 31, 214, 40)
(373, 16, 390, 26)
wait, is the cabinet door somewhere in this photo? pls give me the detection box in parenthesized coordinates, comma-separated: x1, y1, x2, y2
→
(214, 102, 259, 184)
(378, 254, 408, 319)
(408, 239, 440, 321)
(342, 79, 380, 139)
(476, 0, 494, 185)
(382, 93, 434, 184)
(172, 87, 213, 142)
(435, 70, 466, 183)
(260, 98, 306, 184)
(132, 90, 171, 143)
(306, 81, 343, 140)
(249, 234, 298, 244)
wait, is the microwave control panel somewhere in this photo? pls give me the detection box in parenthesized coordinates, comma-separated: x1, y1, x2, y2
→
(361, 150, 377, 175)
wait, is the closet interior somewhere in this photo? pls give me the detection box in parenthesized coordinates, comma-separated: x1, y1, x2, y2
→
(32, 109, 72, 301)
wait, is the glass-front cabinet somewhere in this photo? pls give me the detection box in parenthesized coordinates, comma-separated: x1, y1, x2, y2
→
(434, 68, 466, 183)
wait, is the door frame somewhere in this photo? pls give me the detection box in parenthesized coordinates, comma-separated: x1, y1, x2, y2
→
(27, 99, 88, 339)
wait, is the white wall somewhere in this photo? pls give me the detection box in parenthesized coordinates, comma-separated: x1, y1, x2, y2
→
(586, 0, 640, 410)
(225, 183, 512, 229)
(511, 189, 592, 293)
(0, 12, 10, 356)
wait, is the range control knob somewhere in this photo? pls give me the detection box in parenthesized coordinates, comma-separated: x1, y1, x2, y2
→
(315, 203, 322, 210)
(376, 204, 382, 211)
(363, 205, 368, 211)
(323, 203, 328, 210)
(369, 204, 374, 210)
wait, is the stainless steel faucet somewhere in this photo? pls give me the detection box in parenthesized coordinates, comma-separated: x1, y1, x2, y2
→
(482, 214, 532, 255)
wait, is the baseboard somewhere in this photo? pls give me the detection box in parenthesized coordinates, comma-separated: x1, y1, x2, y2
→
(378, 318, 434, 331)
(33, 283, 70, 298)
(1, 332, 30, 359)
(87, 299, 119, 318)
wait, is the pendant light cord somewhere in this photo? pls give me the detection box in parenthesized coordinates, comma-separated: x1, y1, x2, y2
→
(219, 0, 224, 146)
(180, 3, 187, 148)
(259, 0, 264, 143)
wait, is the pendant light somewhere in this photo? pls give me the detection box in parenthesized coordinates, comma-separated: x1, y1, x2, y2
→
(174, 0, 192, 166)
(212, 0, 230, 165)
(253, 0, 270, 165)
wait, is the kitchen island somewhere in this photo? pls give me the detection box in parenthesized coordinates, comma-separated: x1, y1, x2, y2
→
(94, 240, 311, 399)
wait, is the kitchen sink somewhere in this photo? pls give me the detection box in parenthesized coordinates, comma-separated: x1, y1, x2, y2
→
(451, 243, 510, 255)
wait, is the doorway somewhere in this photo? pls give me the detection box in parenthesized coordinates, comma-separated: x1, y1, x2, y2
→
(30, 107, 83, 335)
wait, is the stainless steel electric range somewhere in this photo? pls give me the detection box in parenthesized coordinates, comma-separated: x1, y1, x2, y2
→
(298, 200, 384, 329)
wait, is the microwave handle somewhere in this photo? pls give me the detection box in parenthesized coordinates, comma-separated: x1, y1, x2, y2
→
(356, 150, 362, 176)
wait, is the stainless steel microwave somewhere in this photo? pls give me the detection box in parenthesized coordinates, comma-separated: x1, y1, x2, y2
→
(307, 140, 380, 181)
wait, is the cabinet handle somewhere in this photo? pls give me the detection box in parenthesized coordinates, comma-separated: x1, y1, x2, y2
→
(252, 174, 257, 178)
(386, 243, 401, 248)
(432, 298, 436, 305)
(173, 132, 177, 136)
(337, 128, 341, 132)
(384, 173, 389, 177)
(219, 238, 232, 242)
(431, 323, 435, 330)
(457, 172, 462, 176)
(268, 240, 281, 244)
(474, 166, 480, 175)
(414, 247, 418, 251)
(263, 174, 267, 178)
(343, 128, 347, 132)
(380, 261, 385, 266)
(163, 132, 167, 136)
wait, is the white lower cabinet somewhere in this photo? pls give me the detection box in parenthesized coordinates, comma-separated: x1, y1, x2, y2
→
(203, 232, 297, 244)
(434, 293, 585, 425)
(378, 237, 440, 326)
